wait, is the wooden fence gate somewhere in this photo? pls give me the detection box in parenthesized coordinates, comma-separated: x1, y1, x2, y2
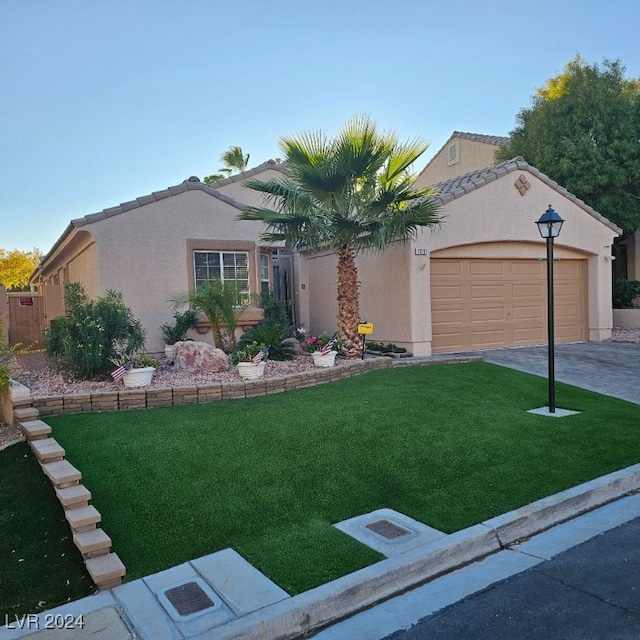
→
(4, 285, 64, 349)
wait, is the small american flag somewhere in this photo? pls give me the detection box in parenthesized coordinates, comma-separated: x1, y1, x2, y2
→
(252, 346, 269, 365)
(111, 361, 132, 382)
(321, 333, 338, 355)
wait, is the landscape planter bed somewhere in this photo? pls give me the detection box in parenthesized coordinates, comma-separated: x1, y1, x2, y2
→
(6, 355, 482, 422)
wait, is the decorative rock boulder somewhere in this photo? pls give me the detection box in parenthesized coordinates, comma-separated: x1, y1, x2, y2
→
(172, 341, 229, 373)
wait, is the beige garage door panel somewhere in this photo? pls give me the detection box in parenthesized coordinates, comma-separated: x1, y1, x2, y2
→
(431, 258, 586, 353)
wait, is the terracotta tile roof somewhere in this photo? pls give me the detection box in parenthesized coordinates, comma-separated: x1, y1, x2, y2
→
(38, 160, 286, 267)
(431, 157, 622, 234)
(449, 131, 510, 146)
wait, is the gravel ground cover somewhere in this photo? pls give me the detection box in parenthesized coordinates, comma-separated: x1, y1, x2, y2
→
(9, 353, 339, 398)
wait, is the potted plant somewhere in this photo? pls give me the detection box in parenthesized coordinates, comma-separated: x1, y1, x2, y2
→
(304, 333, 342, 367)
(111, 350, 159, 388)
(161, 309, 198, 360)
(230, 341, 269, 380)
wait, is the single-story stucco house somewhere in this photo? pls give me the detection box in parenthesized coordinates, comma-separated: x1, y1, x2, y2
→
(30, 161, 292, 353)
(31, 133, 621, 358)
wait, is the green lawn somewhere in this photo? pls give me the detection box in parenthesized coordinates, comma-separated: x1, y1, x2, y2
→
(0, 442, 95, 618)
(45, 362, 640, 595)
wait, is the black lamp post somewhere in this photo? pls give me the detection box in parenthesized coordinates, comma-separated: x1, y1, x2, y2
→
(536, 205, 564, 414)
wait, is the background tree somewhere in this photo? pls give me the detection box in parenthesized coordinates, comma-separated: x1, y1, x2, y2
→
(240, 115, 442, 356)
(203, 145, 250, 184)
(0, 248, 42, 290)
(496, 56, 640, 233)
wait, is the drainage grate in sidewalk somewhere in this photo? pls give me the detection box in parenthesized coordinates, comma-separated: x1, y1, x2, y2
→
(164, 581, 215, 617)
(365, 519, 411, 540)
(334, 508, 447, 557)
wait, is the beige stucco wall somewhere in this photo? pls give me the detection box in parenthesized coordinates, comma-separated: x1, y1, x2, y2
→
(78, 189, 272, 352)
(297, 168, 618, 356)
(215, 168, 285, 208)
(66, 243, 99, 299)
(414, 137, 502, 188)
(299, 243, 414, 349)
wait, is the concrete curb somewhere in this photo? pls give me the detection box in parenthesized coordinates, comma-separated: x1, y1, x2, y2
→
(195, 463, 640, 640)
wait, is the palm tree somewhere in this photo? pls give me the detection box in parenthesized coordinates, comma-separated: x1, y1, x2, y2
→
(204, 146, 250, 184)
(220, 146, 250, 174)
(169, 280, 248, 352)
(239, 115, 442, 356)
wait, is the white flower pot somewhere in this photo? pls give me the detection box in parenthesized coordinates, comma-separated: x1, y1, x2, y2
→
(236, 361, 266, 380)
(164, 345, 175, 361)
(311, 350, 337, 367)
(123, 366, 156, 388)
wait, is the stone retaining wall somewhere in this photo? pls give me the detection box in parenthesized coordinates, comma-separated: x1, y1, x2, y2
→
(5, 355, 482, 423)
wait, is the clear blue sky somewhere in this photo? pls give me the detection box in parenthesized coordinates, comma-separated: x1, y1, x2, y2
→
(2, 0, 639, 253)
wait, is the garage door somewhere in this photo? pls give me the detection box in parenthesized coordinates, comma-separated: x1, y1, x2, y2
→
(431, 259, 587, 353)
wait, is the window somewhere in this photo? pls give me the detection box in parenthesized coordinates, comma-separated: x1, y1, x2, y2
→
(193, 251, 250, 301)
(260, 253, 270, 296)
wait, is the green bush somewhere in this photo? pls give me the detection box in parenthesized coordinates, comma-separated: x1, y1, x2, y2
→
(613, 279, 640, 309)
(366, 341, 407, 354)
(0, 314, 16, 391)
(259, 290, 294, 334)
(161, 309, 198, 345)
(237, 324, 297, 361)
(230, 341, 269, 365)
(45, 283, 146, 379)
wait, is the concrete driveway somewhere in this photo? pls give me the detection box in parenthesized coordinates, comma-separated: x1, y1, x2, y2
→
(477, 342, 640, 405)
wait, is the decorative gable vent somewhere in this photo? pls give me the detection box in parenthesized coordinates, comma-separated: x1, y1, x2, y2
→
(447, 141, 460, 166)
(514, 174, 531, 196)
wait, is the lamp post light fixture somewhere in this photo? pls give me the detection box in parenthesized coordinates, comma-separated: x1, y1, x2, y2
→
(536, 205, 564, 414)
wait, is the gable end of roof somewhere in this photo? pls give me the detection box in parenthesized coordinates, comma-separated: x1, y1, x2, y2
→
(431, 158, 622, 234)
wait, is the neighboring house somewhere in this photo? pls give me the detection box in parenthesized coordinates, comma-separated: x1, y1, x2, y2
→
(416, 131, 640, 282)
(30, 161, 289, 353)
(297, 156, 621, 356)
(413, 131, 508, 189)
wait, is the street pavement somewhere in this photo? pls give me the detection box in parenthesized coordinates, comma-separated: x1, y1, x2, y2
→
(380, 514, 640, 640)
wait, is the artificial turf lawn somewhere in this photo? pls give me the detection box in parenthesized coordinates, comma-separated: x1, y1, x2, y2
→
(47, 362, 640, 595)
(0, 442, 95, 618)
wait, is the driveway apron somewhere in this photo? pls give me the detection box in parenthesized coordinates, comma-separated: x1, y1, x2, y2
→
(475, 342, 640, 405)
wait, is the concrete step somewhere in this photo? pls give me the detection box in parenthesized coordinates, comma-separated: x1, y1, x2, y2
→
(55, 484, 92, 509)
(73, 528, 112, 558)
(65, 505, 101, 533)
(41, 459, 81, 488)
(86, 553, 126, 589)
(14, 406, 40, 423)
(29, 437, 65, 462)
(19, 419, 52, 440)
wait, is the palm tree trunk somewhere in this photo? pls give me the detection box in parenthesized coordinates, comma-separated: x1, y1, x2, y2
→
(336, 246, 362, 357)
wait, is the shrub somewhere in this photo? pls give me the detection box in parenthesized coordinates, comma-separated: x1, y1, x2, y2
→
(45, 282, 146, 379)
(161, 309, 198, 345)
(237, 324, 297, 361)
(366, 341, 406, 354)
(259, 290, 294, 334)
(613, 279, 640, 309)
(230, 341, 269, 365)
(0, 314, 16, 391)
